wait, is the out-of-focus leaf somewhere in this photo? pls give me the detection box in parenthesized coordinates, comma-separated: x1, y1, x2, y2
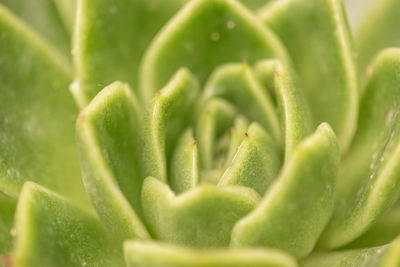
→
(259, 0, 358, 152)
(124, 241, 298, 267)
(320, 49, 400, 249)
(12, 182, 124, 267)
(0, 5, 88, 207)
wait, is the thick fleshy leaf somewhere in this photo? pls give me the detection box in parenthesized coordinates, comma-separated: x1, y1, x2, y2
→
(0, 0, 70, 56)
(143, 68, 199, 183)
(142, 177, 259, 248)
(12, 182, 124, 267)
(170, 129, 199, 194)
(320, 48, 400, 249)
(344, 202, 400, 249)
(225, 116, 249, 164)
(139, 0, 289, 104)
(219, 122, 281, 195)
(53, 0, 76, 34)
(255, 59, 312, 159)
(196, 99, 237, 170)
(202, 63, 280, 143)
(259, 0, 358, 152)
(355, 0, 400, 74)
(76, 82, 150, 240)
(231, 123, 339, 258)
(0, 5, 88, 206)
(124, 241, 297, 267)
(302, 236, 400, 267)
(0, 194, 15, 264)
(72, 0, 186, 106)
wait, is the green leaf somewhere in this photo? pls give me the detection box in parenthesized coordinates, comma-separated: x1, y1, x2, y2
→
(320, 48, 400, 249)
(143, 68, 199, 183)
(53, 0, 76, 34)
(355, 0, 400, 74)
(231, 123, 339, 258)
(170, 129, 199, 194)
(139, 0, 289, 104)
(76, 81, 150, 240)
(142, 177, 260, 248)
(301, 236, 400, 267)
(344, 201, 400, 249)
(255, 59, 312, 159)
(0, 5, 88, 207)
(72, 0, 186, 106)
(0, 193, 15, 264)
(196, 99, 237, 170)
(225, 116, 249, 164)
(12, 182, 124, 267)
(0, 0, 71, 57)
(259, 0, 358, 152)
(202, 63, 280, 143)
(219, 122, 281, 195)
(124, 240, 298, 267)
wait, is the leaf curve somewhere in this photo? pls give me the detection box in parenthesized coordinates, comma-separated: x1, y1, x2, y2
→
(259, 0, 358, 152)
(0, 5, 88, 207)
(142, 177, 260, 248)
(320, 48, 400, 249)
(139, 0, 289, 104)
(12, 182, 124, 267)
(231, 123, 339, 258)
(76, 81, 150, 240)
(124, 240, 298, 267)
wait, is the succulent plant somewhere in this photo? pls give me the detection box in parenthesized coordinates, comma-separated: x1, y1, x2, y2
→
(1, 0, 400, 266)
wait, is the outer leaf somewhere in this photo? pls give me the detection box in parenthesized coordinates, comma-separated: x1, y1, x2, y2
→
(202, 63, 280, 143)
(0, 194, 15, 264)
(139, 0, 289, 104)
(301, 236, 400, 267)
(76, 82, 150, 240)
(320, 48, 400, 249)
(232, 123, 339, 258)
(219, 123, 281, 195)
(0, 5, 88, 207)
(0, 0, 70, 57)
(142, 177, 260, 248)
(143, 68, 199, 183)
(12, 182, 124, 267)
(259, 0, 358, 152)
(170, 129, 200, 194)
(255, 59, 312, 159)
(72, 0, 186, 106)
(344, 202, 400, 249)
(356, 0, 400, 74)
(124, 241, 298, 267)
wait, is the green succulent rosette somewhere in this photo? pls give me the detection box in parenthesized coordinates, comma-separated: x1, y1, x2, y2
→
(1, 0, 400, 266)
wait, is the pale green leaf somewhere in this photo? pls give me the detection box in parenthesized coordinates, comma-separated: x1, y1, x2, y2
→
(170, 129, 200, 194)
(12, 182, 124, 267)
(232, 123, 339, 258)
(320, 48, 400, 249)
(355, 0, 400, 74)
(0, 0, 70, 57)
(124, 241, 298, 267)
(76, 81, 150, 240)
(259, 0, 358, 152)
(0, 193, 15, 265)
(302, 236, 400, 267)
(255, 59, 312, 159)
(0, 5, 88, 207)
(143, 68, 199, 183)
(219, 122, 281, 195)
(202, 63, 280, 143)
(72, 0, 187, 106)
(139, 0, 289, 104)
(142, 177, 259, 248)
